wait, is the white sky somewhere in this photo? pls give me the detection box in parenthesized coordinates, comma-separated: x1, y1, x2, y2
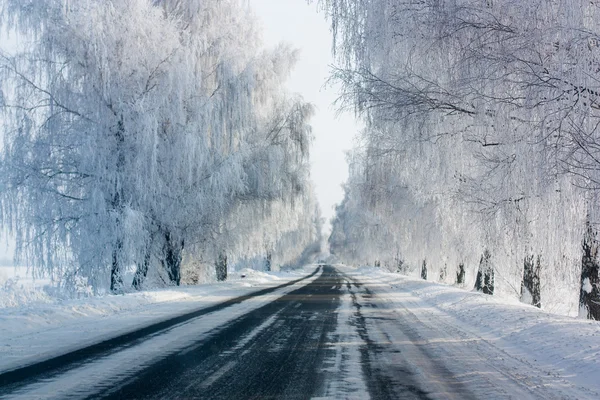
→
(249, 0, 359, 233)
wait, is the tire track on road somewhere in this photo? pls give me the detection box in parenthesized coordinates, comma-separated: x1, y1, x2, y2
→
(0, 267, 321, 396)
(95, 265, 343, 400)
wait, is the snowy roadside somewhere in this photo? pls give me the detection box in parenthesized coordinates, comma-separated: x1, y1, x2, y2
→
(339, 265, 600, 398)
(0, 265, 320, 373)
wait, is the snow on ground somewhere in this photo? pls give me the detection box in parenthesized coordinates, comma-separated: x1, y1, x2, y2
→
(0, 266, 53, 308)
(340, 264, 600, 399)
(0, 265, 319, 373)
(4, 263, 599, 398)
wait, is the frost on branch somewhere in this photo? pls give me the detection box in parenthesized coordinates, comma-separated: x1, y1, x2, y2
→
(323, 0, 600, 316)
(0, 0, 321, 294)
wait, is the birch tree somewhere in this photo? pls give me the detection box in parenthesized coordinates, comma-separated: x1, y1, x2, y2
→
(0, 0, 320, 293)
(321, 0, 600, 317)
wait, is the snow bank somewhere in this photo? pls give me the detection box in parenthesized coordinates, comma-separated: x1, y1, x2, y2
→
(0, 266, 54, 308)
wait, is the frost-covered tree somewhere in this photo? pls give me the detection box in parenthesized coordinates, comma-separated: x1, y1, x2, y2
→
(0, 0, 183, 292)
(321, 0, 600, 317)
(0, 0, 320, 294)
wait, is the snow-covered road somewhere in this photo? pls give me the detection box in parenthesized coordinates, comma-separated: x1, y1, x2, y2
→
(334, 267, 600, 399)
(1, 265, 599, 399)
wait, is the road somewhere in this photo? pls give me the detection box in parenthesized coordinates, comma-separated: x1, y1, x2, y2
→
(98, 265, 343, 400)
(1, 265, 424, 399)
(0, 265, 592, 399)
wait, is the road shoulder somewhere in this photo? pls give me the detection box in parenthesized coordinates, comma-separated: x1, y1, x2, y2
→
(341, 265, 600, 399)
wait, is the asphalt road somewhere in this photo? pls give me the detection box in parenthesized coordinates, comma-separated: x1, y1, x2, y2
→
(0, 266, 460, 399)
(0, 267, 321, 392)
(2, 265, 594, 400)
(96, 265, 344, 400)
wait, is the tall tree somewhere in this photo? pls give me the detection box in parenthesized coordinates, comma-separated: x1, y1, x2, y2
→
(0, 0, 320, 293)
(322, 0, 600, 316)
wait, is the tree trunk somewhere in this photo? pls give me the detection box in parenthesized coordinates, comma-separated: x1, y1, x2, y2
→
(110, 116, 126, 294)
(421, 259, 427, 280)
(439, 264, 447, 282)
(110, 238, 124, 294)
(396, 259, 407, 274)
(475, 250, 494, 295)
(216, 251, 228, 282)
(265, 251, 272, 272)
(456, 263, 465, 285)
(521, 255, 541, 308)
(395, 252, 407, 274)
(132, 247, 151, 290)
(161, 230, 183, 286)
(580, 221, 600, 320)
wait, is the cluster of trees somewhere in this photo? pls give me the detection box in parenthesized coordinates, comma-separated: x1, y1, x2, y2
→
(0, 0, 321, 294)
(321, 0, 600, 319)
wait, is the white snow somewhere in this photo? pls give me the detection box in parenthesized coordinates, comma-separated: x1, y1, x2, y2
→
(339, 265, 600, 399)
(0, 265, 320, 374)
(3, 264, 600, 399)
(582, 277, 593, 294)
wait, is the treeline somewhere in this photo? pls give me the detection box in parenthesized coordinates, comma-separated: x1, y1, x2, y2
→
(320, 0, 600, 318)
(0, 0, 321, 294)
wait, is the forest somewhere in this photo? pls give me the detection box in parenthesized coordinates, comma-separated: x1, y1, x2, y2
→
(0, 0, 322, 295)
(2, 0, 599, 322)
(321, 0, 600, 319)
